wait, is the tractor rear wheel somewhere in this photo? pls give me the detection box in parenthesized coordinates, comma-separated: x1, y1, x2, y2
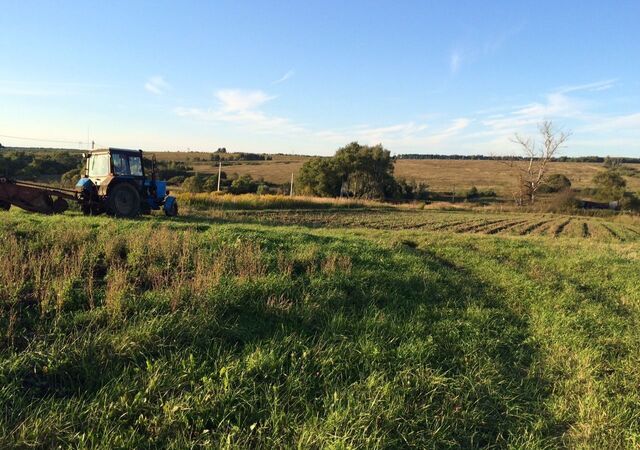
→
(108, 183, 140, 218)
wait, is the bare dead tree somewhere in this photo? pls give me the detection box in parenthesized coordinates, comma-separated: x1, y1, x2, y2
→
(508, 121, 571, 205)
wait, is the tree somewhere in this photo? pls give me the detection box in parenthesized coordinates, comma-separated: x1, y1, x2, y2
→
(538, 173, 572, 193)
(592, 170, 626, 200)
(297, 143, 399, 199)
(297, 157, 342, 197)
(334, 143, 398, 199)
(509, 121, 571, 205)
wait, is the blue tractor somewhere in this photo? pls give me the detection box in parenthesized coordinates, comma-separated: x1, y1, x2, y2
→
(75, 148, 178, 217)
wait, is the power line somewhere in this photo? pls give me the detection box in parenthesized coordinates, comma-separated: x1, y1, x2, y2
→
(0, 133, 89, 146)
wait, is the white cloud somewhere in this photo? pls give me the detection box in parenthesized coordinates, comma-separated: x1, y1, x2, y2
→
(581, 112, 640, 132)
(215, 89, 275, 112)
(144, 76, 170, 95)
(481, 92, 586, 132)
(272, 70, 295, 85)
(450, 51, 462, 74)
(314, 118, 471, 150)
(175, 89, 302, 134)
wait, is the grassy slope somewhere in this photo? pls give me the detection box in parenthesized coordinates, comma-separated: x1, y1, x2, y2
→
(1, 210, 639, 448)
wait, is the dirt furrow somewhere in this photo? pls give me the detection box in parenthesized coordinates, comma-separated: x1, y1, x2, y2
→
(553, 219, 572, 237)
(485, 220, 530, 235)
(519, 220, 553, 236)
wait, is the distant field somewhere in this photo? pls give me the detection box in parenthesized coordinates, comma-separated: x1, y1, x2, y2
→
(158, 153, 640, 195)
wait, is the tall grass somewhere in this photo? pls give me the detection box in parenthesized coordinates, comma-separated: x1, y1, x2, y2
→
(176, 192, 385, 210)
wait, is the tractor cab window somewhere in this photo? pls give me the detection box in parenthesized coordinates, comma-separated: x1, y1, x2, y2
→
(129, 156, 143, 176)
(111, 153, 143, 177)
(88, 154, 110, 177)
(112, 154, 128, 176)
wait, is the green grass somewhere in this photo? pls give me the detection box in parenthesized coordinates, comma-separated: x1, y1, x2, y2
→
(1, 209, 640, 448)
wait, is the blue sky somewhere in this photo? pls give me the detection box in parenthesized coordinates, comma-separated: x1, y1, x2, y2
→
(1, 1, 639, 156)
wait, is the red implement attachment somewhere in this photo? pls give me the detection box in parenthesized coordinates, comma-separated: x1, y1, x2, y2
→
(0, 178, 77, 214)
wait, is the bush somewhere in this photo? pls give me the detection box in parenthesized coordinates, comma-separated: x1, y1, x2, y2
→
(182, 175, 206, 193)
(464, 186, 497, 200)
(618, 193, 640, 211)
(546, 189, 580, 213)
(167, 176, 186, 185)
(60, 168, 82, 187)
(230, 175, 258, 194)
(539, 174, 571, 193)
(396, 179, 429, 200)
(592, 170, 626, 200)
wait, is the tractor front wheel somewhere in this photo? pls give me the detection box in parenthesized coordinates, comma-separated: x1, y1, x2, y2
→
(0, 200, 10, 211)
(108, 183, 140, 218)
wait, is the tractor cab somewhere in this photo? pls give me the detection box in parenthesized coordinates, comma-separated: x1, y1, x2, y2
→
(85, 148, 145, 186)
(76, 148, 177, 218)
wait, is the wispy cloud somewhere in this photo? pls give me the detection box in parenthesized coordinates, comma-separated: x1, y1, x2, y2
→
(144, 76, 170, 95)
(272, 70, 295, 85)
(449, 24, 524, 75)
(557, 79, 617, 94)
(315, 118, 471, 149)
(175, 88, 302, 134)
(216, 89, 275, 111)
(449, 51, 462, 74)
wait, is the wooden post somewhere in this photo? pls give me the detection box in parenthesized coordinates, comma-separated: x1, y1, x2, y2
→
(217, 161, 222, 192)
(290, 173, 294, 197)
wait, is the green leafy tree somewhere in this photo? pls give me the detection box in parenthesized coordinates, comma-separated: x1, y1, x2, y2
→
(297, 157, 342, 197)
(298, 142, 399, 199)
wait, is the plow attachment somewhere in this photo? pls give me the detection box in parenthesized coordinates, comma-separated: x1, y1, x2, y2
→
(0, 178, 77, 214)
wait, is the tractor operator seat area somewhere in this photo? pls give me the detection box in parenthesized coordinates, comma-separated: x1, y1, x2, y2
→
(88, 152, 144, 178)
(112, 153, 143, 177)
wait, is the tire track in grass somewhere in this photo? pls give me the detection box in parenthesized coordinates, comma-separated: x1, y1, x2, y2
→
(601, 224, 624, 241)
(553, 219, 571, 237)
(620, 226, 640, 241)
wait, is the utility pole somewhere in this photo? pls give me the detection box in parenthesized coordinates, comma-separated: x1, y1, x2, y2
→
(290, 173, 294, 197)
(217, 161, 222, 192)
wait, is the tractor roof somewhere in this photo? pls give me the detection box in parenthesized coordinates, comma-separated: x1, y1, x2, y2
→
(90, 148, 143, 156)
